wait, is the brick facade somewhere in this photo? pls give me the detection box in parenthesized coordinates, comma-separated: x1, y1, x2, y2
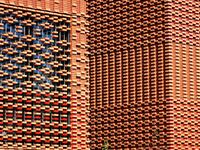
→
(87, 0, 200, 149)
(0, 0, 89, 149)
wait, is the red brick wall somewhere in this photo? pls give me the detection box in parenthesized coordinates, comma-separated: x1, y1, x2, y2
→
(87, 0, 200, 149)
(170, 0, 200, 149)
(0, 0, 89, 149)
(0, 0, 72, 13)
(87, 0, 172, 149)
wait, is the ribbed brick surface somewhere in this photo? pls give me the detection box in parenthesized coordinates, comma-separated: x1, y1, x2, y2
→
(0, 1, 89, 149)
(88, 0, 199, 149)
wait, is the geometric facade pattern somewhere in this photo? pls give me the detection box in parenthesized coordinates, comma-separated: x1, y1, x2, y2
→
(2, 0, 200, 149)
(0, 6, 71, 149)
(0, 9, 70, 92)
(170, 0, 200, 149)
(0, 0, 89, 149)
(88, 0, 200, 149)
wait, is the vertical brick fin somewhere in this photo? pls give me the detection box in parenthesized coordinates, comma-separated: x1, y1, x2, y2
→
(164, 0, 173, 99)
(96, 55, 102, 108)
(54, 0, 60, 12)
(102, 53, 108, 107)
(89, 55, 96, 109)
(44, 0, 51, 10)
(70, 0, 89, 149)
(76, 0, 80, 14)
(36, 0, 42, 9)
(63, 0, 71, 13)
(109, 52, 115, 107)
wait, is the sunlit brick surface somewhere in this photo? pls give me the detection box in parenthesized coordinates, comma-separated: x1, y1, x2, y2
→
(88, 0, 200, 149)
(170, 0, 200, 149)
(0, 0, 72, 13)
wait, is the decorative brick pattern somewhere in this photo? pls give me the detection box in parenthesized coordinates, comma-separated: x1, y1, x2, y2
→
(0, 0, 89, 149)
(0, 0, 71, 13)
(87, 0, 200, 149)
(0, 8, 71, 92)
(70, 0, 89, 149)
(170, 0, 200, 149)
(0, 5, 71, 149)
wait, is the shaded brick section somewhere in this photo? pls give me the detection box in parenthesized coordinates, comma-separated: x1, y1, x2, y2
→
(87, 0, 200, 149)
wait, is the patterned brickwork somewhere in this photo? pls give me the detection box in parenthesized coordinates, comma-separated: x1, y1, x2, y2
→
(170, 0, 200, 149)
(88, 0, 199, 149)
(88, 0, 172, 149)
(0, 0, 72, 13)
(0, 0, 89, 149)
(70, 0, 89, 149)
(0, 5, 71, 149)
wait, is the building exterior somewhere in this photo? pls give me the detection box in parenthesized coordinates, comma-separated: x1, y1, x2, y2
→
(88, 0, 200, 149)
(0, 0, 199, 149)
(0, 0, 89, 149)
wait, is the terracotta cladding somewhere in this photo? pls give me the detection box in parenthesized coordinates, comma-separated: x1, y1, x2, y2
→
(0, 0, 89, 150)
(88, 0, 199, 149)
